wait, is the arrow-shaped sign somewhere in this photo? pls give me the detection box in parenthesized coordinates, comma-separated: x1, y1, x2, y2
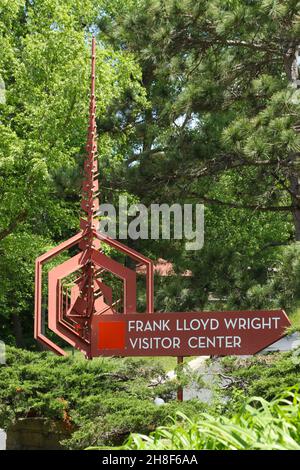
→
(91, 309, 290, 357)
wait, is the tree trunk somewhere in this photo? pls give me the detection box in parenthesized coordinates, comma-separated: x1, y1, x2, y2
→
(0, 209, 28, 243)
(292, 207, 300, 241)
(285, 46, 300, 240)
(290, 171, 300, 241)
(11, 312, 25, 348)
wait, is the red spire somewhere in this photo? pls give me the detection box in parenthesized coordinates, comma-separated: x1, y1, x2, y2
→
(76, 36, 100, 322)
(80, 36, 100, 248)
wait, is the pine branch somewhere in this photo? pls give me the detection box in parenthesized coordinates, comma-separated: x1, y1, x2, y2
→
(150, 156, 281, 184)
(187, 158, 280, 179)
(126, 146, 169, 164)
(258, 240, 293, 251)
(189, 193, 292, 212)
(169, 29, 280, 55)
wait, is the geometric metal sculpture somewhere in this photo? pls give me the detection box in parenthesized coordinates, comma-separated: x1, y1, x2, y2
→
(34, 37, 154, 358)
(34, 39, 290, 404)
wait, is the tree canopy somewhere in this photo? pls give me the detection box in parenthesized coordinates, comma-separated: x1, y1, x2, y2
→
(0, 0, 300, 347)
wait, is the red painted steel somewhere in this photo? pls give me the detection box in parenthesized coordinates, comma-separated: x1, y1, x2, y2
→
(34, 37, 154, 358)
(34, 38, 290, 364)
(90, 310, 290, 357)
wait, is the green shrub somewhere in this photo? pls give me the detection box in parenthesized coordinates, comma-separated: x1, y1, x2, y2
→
(218, 350, 300, 407)
(0, 346, 204, 449)
(105, 386, 300, 450)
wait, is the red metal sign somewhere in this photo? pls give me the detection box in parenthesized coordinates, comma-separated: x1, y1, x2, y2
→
(91, 310, 290, 357)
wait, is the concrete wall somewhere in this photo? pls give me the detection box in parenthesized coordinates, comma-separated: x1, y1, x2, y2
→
(6, 418, 71, 450)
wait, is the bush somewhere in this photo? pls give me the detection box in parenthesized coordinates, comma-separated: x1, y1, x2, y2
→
(108, 386, 300, 450)
(218, 350, 300, 407)
(0, 347, 204, 449)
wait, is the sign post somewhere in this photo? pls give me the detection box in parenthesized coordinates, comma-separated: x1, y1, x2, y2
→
(177, 356, 183, 401)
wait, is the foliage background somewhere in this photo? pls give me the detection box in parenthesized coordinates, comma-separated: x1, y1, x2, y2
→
(1, 0, 300, 347)
(1, 0, 300, 450)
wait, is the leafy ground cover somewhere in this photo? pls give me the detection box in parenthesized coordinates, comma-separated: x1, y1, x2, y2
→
(112, 386, 300, 450)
